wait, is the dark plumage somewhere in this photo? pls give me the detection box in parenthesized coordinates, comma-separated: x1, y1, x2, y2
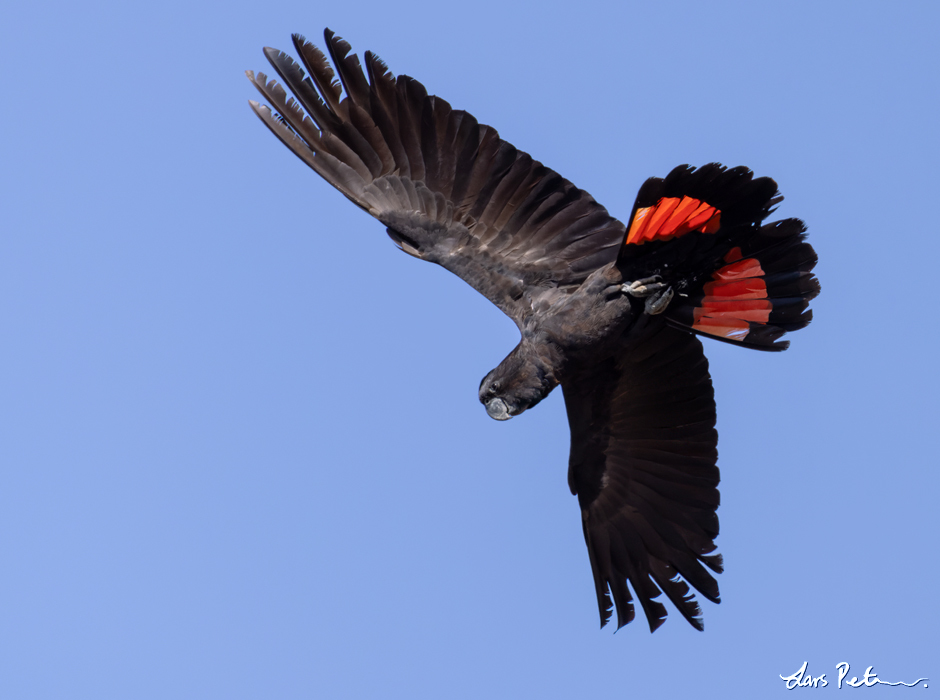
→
(246, 29, 820, 632)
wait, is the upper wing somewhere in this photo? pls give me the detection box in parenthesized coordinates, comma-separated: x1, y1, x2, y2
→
(247, 29, 626, 325)
(562, 320, 722, 632)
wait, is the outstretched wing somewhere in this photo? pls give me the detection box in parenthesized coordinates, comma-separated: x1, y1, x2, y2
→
(562, 321, 722, 631)
(247, 29, 626, 325)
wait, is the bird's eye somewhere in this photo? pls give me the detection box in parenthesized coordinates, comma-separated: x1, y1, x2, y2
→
(490, 382, 500, 394)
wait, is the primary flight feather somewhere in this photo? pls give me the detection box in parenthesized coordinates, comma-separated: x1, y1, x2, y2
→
(247, 28, 819, 632)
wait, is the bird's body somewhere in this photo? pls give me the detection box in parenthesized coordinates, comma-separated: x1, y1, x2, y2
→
(247, 29, 819, 632)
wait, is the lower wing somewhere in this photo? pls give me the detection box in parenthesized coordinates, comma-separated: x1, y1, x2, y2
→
(562, 321, 722, 631)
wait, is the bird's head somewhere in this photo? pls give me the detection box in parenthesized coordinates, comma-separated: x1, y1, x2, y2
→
(478, 342, 559, 421)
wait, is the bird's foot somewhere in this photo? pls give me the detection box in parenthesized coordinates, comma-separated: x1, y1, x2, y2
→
(622, 276, 666, 297)
(622, 276, 674, 315)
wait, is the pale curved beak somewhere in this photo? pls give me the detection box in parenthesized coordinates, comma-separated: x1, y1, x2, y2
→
(485, 397, 512, 421)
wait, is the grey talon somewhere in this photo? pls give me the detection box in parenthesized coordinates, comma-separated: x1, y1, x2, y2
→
(645, 287, 674, 315)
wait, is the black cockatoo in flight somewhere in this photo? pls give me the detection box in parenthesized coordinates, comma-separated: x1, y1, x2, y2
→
(246, 29, 819, 632)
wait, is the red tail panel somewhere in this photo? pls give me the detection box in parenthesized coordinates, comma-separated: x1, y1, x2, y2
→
(692, 253, 773, 340)
(625, 196, 721, 245)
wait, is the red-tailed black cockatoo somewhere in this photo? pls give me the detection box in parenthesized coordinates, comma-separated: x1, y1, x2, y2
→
(247, 29, 820, 632)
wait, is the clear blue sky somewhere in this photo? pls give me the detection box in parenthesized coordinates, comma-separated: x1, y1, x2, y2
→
(2, 0, 937, 697)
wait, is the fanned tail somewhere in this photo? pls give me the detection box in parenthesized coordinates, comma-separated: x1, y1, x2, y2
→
(617, 164, 820, 351)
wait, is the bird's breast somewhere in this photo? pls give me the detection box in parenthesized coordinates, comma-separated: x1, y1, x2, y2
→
(531, 275, 635, 365)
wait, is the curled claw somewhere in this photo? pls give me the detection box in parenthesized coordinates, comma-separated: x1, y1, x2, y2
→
(645, 287, 674, 315)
